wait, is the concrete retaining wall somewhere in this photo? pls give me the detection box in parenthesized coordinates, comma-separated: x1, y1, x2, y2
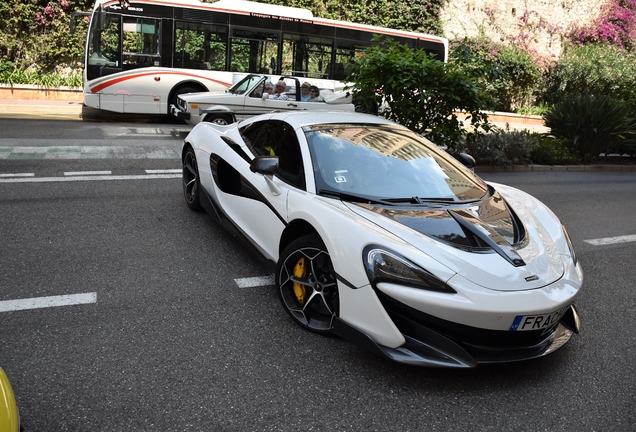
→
(0, 85, 82, 101)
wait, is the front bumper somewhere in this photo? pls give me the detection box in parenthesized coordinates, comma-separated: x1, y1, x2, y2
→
(170, 104, 190, 120)
(333, 303, 580, 368)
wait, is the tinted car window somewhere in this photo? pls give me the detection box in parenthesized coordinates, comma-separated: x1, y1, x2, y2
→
(240, 121, 305, 189)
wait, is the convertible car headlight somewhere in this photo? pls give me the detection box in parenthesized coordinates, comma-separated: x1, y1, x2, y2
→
(562, 225, 577, 265)
(363, 245, 456, 293)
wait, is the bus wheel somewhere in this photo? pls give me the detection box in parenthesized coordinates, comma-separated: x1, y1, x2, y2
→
(169, 86, 201, 117)
(203, 113, 234, 125)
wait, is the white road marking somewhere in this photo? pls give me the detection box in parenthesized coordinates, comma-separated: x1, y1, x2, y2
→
(145, 169, 181, 174)
(64, 170, 112, 176)
(0, 292, 97, 313)
(235, 276, 274, 288)
(584, 234, 636, 246)
(0, 173, 34, 177)
(0, 173, 180, 183)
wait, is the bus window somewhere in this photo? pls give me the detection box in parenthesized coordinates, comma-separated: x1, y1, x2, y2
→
(230, 28, 279, 74)
(86, 13, 121, 80)
(122, 17, 161, 69)
(333, 41, 371, 80)
(174, 21, 228, 70)
(282, 34, 333, 78)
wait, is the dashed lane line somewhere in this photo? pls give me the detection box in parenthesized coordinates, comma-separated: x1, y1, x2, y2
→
(235, 276, 275, 288)
(0, 173, 181, 183)
(0, 173, 34, 177)
(584, 234, 636, 246)
(65, 170, 112, 176)
(0, 292, 97, 313)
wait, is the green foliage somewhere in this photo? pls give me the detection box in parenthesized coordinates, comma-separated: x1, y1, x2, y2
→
(450, 37, 542, 112)
(463, 125, 539, 166)
(0, 0, 92, 73)
(543, 94, 636, 162)
(516, 102, 551, 116)
(530, 136, 578, 165)
(260, 0, 444, 35)
(541, 44, 636, 106)
(0, 67, 82, 87)
(346, 37, 496, 152)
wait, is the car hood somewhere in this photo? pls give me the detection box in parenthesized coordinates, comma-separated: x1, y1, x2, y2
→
(343, 188, 565, 292)
(179, 90, 235, 103)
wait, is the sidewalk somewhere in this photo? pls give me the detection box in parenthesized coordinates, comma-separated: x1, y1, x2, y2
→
(0, 98, 84, 117)
(0, 97, 548, 130)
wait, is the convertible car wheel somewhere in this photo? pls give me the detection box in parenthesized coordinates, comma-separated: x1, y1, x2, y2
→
(182, 147, 202, 211)
(276, 235, 339, 334)
(203, 113, 233, 125)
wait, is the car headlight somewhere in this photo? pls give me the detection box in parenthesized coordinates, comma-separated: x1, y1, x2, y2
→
(562, 225, 577, 265)
(363, 245, 456, 293)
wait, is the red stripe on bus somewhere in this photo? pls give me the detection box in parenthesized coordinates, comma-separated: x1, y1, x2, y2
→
(90, 71, 231, 93)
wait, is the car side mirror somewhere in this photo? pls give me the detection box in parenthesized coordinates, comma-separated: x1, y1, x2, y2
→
(250, 156, 279, 175)
(456, 153, 476, 170)
(250, 156, 281, 196)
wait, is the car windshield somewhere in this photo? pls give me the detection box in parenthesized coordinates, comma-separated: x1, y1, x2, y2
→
(228, 74, 262, 95)
(305, 124, 488, 202)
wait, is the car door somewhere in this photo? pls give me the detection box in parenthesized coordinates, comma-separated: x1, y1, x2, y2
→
(237, 79, 302, 120)
(212, 120, 306, 261)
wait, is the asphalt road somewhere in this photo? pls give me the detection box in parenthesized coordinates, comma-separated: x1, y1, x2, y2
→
(0, 116, 634, 431)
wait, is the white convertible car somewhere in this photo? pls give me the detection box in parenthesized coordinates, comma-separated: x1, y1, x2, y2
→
(171, 73, 356, 125)
(181, 111, 583, 368)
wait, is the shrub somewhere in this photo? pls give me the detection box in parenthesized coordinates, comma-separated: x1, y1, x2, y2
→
(541, 44, 636, 105)
(543, 94, 636, 162)
(463, 125, 539, 166)
(346, 36, 496, 152)
(530, 136, 579, 165)
(568, 0, 636, 51)
(0, 68, 82, 88)
(450, 37, 542, 112)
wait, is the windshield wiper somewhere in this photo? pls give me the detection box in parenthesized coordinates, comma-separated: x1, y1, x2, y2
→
(382, 196, 456, 205)
(318, 189, 394, 206)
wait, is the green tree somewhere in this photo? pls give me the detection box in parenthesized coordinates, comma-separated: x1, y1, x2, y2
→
(256, 0, 444, 34)
(346, 37, 496, 152)
(0, 0, 92, 73)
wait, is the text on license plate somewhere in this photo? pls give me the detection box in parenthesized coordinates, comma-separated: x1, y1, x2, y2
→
(509, 305, 570, 331)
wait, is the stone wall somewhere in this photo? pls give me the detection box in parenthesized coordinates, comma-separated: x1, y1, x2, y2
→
(439, 0, 605, 57)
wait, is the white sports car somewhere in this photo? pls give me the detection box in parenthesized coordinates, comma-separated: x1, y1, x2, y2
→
(181, 111, 582, 368)
(171, 73, 356, 126)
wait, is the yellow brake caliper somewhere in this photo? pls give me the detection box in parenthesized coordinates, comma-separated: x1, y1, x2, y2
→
(292, 257, 307, 305)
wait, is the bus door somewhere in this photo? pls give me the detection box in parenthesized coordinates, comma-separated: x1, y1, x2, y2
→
(229, 28, 279, 74)
(118, 17, 162, 113)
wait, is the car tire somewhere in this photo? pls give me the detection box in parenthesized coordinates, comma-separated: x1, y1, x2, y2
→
(276, 234, 339, 334)
(203, 113, 234, 125)
(182, 147, 202, 211)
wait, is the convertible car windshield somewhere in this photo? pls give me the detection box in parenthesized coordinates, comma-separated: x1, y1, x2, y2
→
(305, 124, 488, 202)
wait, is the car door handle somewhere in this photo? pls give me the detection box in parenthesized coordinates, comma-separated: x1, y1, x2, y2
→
(287, 103, 298, 108)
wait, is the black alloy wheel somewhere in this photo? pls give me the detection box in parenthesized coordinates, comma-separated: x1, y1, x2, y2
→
(182, 147, 202, 211)
(276, 234, 339, 334)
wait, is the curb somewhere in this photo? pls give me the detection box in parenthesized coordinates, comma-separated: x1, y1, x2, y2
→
(475, 164, 636, 173)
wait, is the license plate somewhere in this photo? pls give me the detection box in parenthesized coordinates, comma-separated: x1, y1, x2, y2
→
(509, 305, 570, 331)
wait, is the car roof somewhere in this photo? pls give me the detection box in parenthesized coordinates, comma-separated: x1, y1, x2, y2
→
(240, 111, 398, 130)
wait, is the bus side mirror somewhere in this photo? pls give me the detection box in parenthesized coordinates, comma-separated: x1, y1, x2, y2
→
(96, 5, 106, 30)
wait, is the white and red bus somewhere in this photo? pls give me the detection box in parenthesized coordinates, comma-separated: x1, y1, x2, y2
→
(79, 0, 448, 115)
